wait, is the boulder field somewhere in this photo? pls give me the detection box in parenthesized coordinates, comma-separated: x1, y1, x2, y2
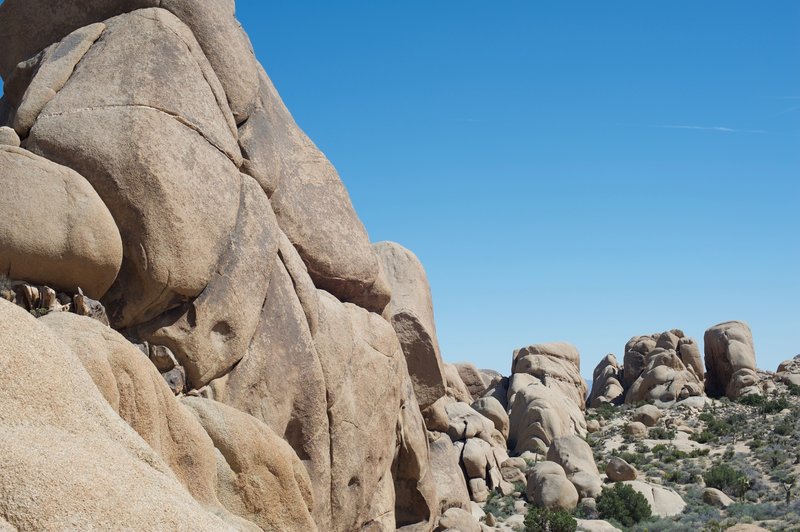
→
(0, 1, 781, 530)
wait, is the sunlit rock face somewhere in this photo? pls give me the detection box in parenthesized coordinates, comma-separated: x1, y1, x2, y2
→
(622, 330, 705, 406)
(507, 343, 588, 455)
(0, 1, 443, 529)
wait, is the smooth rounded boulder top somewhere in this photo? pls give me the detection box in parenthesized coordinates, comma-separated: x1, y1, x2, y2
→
(0, 146, 123, 298)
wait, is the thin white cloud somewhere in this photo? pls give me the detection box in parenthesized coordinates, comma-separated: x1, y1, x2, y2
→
(660, 125, 767, 134)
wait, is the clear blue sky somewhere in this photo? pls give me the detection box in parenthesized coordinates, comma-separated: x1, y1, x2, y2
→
(235, 1, 798, 378)
(4, 2, 799, 378)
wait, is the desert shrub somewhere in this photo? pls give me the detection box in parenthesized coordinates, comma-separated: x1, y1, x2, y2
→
(788, 383, 800, 396)
(29, 308, 49, 318)
(614, 451, 645, 467)
(689, 448, 710, 458)
(762, 396, 791, 414)
(524, 506, 576, 532)
(484, 491, 515, 519)
(593, 403, 618, 420)
(739, 394, 765, 407)
(704, 464, 750, 498)
(649, 427, 676, 440)
(652, 444, 687, 463)
(726, 502, 783, 521)
(691, 430, 717, 444)
(723, 447, 734, 460)
(597, 483, 652, 526)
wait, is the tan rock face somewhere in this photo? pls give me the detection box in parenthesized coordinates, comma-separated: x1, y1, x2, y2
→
(0, 126, 20, 146)
(0, 0, 259, 123)
(375, 241, 446, 409)
(546, 435, 601, 499)
(429, 434, 471, 512)
(252, 67, 389, 313)
(512, 342, 588, 411)
(313, 291, 407, 531)
(182, 397, 317, 531)
(623, 330, 705, 405)
(526, 462, 579, 510)
(392, 370, 439, 530)
(138, 176, 279, 388)
(455, 362, 488, 399)
(508, 377, 587, 455)
(26, 10, 245, 328)
(0, 299, 233, 530)
(0, 146, 122, 299)
(39, 312, 261, 530)
(209, 255, 331, 523)
(588, 354, 624, 408)
(705, 321, 760, 399)
(471, 396, 510, 439)
(443, 363, 474, 403)
(0, 3, 444, 531)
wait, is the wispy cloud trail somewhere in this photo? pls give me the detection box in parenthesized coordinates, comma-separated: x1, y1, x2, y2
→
(660, 125, 767, 134)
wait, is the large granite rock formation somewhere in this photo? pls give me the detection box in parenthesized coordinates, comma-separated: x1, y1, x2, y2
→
(507, 343, 588, 455)
(0, 1, 448, 529)
(622, 330, 705, 406)
(705, 321, 761, 399)
(587, 354, 624, 408)
(375, 241, 447, 409)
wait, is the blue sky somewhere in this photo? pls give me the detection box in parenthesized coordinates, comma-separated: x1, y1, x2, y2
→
(235, 1, 799, 378)
(3, 2, 798, 378)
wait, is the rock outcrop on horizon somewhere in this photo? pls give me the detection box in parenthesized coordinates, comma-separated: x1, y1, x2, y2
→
(623, 330, 705, 406)
(704, 321, 761, 399)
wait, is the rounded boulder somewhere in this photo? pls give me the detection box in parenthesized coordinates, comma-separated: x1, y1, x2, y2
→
(0, 146, 122, 298)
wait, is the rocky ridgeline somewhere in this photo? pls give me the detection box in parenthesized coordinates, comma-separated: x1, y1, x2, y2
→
(0, 2, 793, 532)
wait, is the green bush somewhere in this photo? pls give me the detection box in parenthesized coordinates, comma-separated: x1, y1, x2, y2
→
(484, 491, 515, 519)
(762, 396, 791, 414)
(648, 427, 676, 440)
(690, 430, 717, 444)
(524, 506, 577, 532)
(739, 394, 765, 407)
(788, 384, 800, 396)
(597, 483, 652, 526)
(704, 464, 750, 498)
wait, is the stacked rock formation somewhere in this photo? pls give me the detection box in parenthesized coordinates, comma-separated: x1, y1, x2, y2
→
(704, 321, 761, 399)
(0, 1, 450, 529)
(622, 329, 705, 406)
(776, 355, 800, 387)
(587, 354, 624, 408)
(586, 329, 705, 408)
(506, 343, 588, 455)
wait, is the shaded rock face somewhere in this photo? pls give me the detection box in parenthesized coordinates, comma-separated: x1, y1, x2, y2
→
(622, 330, 704, 406)
(375, 241, 446, 409)
(705, 321, 760, 399)
(0, 1, 445, 530)
(588, 354, 624, 408)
